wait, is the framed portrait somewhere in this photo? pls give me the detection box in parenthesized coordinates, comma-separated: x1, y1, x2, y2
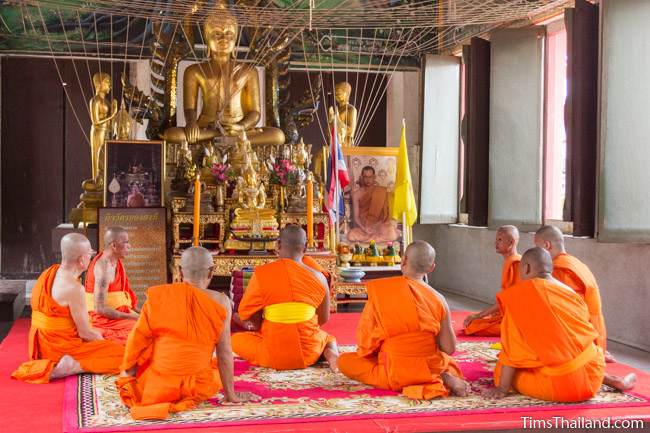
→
(340, 147, 401, 246)
(98, 207, 168, 307)
(103, 140, 165, 208)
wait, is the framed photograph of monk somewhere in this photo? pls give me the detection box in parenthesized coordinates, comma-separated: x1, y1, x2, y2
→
(103, 140, 165, 208)
(341, 147, 401, 245)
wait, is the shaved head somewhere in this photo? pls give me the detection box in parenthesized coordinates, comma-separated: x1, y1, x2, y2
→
(534, 225, 565, 252)
(61, 233, 94, 263)
(495, 225, 520, 255)
(180, 246, 214, 281)
(404, 241, 436, 274)
(520, 247, 553, 280)
(104, 226, 128, 245)
(278, 225, 307, 258)
(498, 225, 519, 242)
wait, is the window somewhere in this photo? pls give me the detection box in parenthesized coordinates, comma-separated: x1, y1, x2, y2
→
(543, 19, 568, 223)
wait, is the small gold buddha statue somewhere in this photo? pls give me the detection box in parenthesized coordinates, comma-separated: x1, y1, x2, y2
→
(163, 9, 285, 146)
(328, 81, 357, 147)
(238, 155, 266, 209)
(89, 72, 119, 184)
(291, 137, 311, 172)
(177, 141, 197, 182)
(113, 100, 134, 140)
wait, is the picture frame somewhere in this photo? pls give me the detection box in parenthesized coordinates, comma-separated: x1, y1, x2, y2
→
(103, 140, 165, 208)
(340, 146, 402, 246)
(98, 207, 168, 307)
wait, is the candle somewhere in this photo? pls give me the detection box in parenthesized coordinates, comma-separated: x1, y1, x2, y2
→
(279, 185, 285, 212)
(322, 146, 328, 184)
(193, 174, 201, 246)
(306, 174, 314, 248)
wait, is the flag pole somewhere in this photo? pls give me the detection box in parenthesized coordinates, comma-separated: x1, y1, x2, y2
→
(333, 106, 340, 255)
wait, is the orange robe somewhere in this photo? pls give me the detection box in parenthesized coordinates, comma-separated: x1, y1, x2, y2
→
(465, 254, 521, 336)
(338, 276, 464, 399)
(347, 185, 400, 243)
(231, 258, 334, 370)
(11, 265, 124, 384)
(84, 252, 137, 343)
(116, 282, 227, 420)
(496, 278, 605, 402)
(552, 253, 607, 350)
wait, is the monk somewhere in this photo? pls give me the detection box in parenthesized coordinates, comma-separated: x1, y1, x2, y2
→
(117, 247, 259, 420)
(231, 225, 339, 371)
(232, 253, 334, 332)
(464, 225, 521, 336)
(347, 166, 400, 243)
(12, 234, 124, 384)
(85, 226, 138, 343)
(534, 225, 636, 389)
(485, 247, 607, 401)
(339, 241, 469, 399)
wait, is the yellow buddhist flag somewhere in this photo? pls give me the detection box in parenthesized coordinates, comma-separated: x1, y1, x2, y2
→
(391, 120, 418, 227)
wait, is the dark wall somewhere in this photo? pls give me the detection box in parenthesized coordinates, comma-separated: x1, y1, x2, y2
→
(289, 70, 387, 150)
(1, 58, 122, 277)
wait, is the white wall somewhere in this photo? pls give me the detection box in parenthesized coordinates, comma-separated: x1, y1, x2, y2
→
(128, 60, 151, 140)
(386, 70, 422, 199)
(414, 224, 650, 352)
(599, 0, 650, 242)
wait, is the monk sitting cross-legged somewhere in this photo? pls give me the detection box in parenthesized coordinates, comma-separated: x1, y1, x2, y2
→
(339, 241, 469, 399)
(486, 247, 633, 402)
(464, 225, 521, 336)
(85, 226, 138, 344)
(117, 247, 259, 420)
(485, 247, 607, 402)
(534, 225, 636, 389)
(12, 234, 124, 384)
(231, 225, 340, 371)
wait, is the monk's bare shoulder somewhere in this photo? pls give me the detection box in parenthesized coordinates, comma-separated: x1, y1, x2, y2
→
(420, 282, 450, 309)
(301, 264, 329, 292)
(549, 276, 580, 295)
(53, 275, 84, 306)
(207, 290, 232, 313)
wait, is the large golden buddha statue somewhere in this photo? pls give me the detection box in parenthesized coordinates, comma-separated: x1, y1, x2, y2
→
(163, 11, 284, 146)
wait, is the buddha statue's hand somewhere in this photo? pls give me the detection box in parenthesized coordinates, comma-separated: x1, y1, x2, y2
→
(111, 99, 118, 112)
(223, 123, 245, 136)
(184, 120, 201, 144)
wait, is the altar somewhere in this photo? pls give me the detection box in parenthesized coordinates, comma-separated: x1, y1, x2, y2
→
(58, 5, 416, 304)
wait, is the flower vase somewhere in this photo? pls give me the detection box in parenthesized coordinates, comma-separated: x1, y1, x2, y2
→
(215, 183, 225, 212)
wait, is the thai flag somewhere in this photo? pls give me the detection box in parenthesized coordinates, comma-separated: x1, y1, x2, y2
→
(326, 115, 350, 223)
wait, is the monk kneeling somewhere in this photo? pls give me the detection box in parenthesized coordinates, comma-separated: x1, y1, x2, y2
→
(339, 241, 469, 399)
(464, 225, 521, 336)
(85, 227, 139, 344)
(12, 234, 124, 384)
(486, 247, 606, 402)
(117, 247, 259, 420)
(232, 226, 339, 371)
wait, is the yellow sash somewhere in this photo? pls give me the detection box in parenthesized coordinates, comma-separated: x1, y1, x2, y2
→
(540, 343, 599, 376)
(263, 302, 316, 324)
(85, 291, 132, 312)
(31, 310, 75, 331)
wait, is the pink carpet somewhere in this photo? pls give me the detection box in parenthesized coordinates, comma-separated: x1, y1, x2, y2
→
(58, 312, 650, 432)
